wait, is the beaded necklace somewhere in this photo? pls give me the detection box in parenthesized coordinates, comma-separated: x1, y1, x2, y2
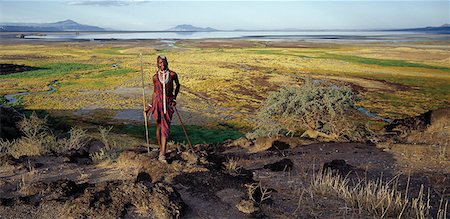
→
(158, 70, 170, 114)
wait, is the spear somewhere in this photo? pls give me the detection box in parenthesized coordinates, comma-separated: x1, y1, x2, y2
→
(140, 53, 150, 154)
(174, 106, 193, 150)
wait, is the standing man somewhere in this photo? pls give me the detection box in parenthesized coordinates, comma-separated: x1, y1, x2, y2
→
(145, 55, 180, 163)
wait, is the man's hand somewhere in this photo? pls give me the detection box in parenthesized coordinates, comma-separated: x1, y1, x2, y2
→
(171, 99, 177, 107)
(144, 104, 152, 113)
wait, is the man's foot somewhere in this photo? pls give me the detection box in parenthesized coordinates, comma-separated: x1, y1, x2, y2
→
(158, 155, 167, 164)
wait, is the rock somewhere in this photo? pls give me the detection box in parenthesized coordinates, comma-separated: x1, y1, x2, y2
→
(0, 198, 15, 206)
(117, 151, 171, 183)
(64, 180, 186, 219)
(385, 107, 450, 134)
(236, 199, 260, 214)
(62, 138, 108, 164)
(249, 137, 279, 153)
(180, 151, 198, 165)
(301, 129, 337, 141)
(87, 139, 106, 154)
(136, 172, 152, 186)
(267, 140, 290, 151)
(232, 138, 253, 148)
(263, 158, 293, 171)
(323, 159, 353, 175)
(150, 183, 186, 219)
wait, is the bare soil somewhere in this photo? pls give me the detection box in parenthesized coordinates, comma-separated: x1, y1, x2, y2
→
(1, 133, 448, 218)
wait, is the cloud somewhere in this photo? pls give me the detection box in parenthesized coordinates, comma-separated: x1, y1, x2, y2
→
(67, 0, 151, 7)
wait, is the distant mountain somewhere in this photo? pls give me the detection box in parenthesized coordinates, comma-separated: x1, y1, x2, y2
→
(167, 24, 217, 32)
(0, 20, 106, 32)
(390, 24, 450, 34)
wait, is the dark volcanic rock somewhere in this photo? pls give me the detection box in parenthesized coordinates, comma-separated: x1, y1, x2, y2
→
(64, 180, 186, 219)
(63, 139, 106, 164)
(263, 158, 293, 171)
(323, 159, 353, 175)
(267, 140, 290, 151)
(384, 107, 450, 134)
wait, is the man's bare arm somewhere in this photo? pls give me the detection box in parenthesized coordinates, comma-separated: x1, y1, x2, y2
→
(173, 73, 180, 99)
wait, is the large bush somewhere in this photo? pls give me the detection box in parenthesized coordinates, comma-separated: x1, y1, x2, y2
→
(251, 78, 365, 141)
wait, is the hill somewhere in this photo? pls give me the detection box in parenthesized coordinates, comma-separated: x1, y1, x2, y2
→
(167, 24, 217, 32)
(0, 20, 106, 32)
(390, 24, 450, 34)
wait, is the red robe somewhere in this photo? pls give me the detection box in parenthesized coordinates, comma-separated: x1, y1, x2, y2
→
(150, 71, 175, 138)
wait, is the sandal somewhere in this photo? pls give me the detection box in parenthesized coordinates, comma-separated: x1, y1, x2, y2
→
(158, 155, 167, 164)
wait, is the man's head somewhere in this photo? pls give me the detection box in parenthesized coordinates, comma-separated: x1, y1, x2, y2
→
(157, 55, 169, 71)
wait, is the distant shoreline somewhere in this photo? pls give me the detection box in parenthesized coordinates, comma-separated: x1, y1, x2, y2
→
(0, 30, 449, 43)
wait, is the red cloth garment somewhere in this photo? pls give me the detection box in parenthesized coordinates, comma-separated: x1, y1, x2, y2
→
(150, 72, 175, 138)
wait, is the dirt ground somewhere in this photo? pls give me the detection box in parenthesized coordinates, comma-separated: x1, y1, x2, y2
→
(1, 126, 448, 218)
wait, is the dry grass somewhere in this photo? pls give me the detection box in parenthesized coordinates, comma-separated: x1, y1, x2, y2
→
(90, 148, 118, 164)
(55, 126, 88, 153)
(6, 112, 57, 158)
(407, 116, 450, 147)
(246, 181, 272, 204)
(308, 170, 448, 218)
(98, 126, 114, 150)
(224, 157, 242, 173)
(2, 112, 91, 158)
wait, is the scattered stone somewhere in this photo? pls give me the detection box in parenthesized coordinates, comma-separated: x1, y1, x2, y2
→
(86, 139, 106, 154)
(385, 107, 449, 134)
(232, 138, 253, 148)
(150, 183, 186, 219)
(136, 172, 152, 184)
(323, 159, 353, 175)
(236, 199, 260, 214)
(63, 180, 186, 219)
(117, 151, 171, 183)
(267, 140, 290, 151)
(0, 198, 15, 206)
(180, 151, 198, 165)
(263, 158, 293, 171)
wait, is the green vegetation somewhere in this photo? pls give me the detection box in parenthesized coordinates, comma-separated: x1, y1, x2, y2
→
(322, 53, 450, 72)
(90, 68, 135, 78)
(94, 48, 124, 55)
(120, 124, 243, 145)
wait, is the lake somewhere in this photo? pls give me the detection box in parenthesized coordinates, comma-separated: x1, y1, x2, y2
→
(6, 30, 450, 42)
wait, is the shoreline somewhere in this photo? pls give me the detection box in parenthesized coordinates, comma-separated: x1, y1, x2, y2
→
(1, 31, 449, 43)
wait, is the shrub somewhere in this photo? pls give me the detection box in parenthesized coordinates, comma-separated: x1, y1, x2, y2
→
(98, 126, 114, 150)
(3, 112, 88, 158)
(7, 112, 57, 158)
(55, 127, 88, 153)
(251, 77, 365, 141)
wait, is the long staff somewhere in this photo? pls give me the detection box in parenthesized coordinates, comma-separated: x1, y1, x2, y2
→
(174, 106, 193, 149)
(140, 53, 150, 154)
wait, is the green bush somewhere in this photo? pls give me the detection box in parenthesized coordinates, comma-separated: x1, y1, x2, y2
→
(251, 77, 365, 141)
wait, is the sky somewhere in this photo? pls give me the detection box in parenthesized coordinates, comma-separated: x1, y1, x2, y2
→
(0, 0, 448, 30)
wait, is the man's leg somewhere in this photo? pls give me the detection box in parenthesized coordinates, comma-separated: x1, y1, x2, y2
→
(161, 136, 167, 157)
(156, 125, 161, 149)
